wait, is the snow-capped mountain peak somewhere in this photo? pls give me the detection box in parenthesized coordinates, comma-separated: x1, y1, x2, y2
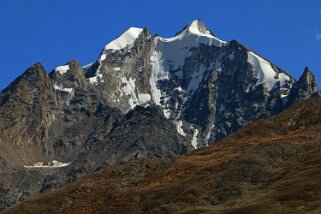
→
(82, 27, 146, 85)
(157, 19, 226, 47)
(1, 19, 320, 212)
(78, 20, 298, 148)
(188, 19, 213, 35)
(104, 27, 144, 51)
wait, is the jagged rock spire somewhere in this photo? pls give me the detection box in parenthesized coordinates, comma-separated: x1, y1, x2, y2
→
(286, 67, 320, 107)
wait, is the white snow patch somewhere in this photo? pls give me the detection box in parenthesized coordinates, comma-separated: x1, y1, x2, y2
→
(113, 67, 121, 71)
(175, 120, 187, 136)
(191, 128, 199, 149)
(121, 77, 151, 109)
(278, 73, 291, 88)
(138, 93, 151, 104)
(247, 51, 278, 90)
(88, 76, 98, 84)
(174, 101, 179, 110)
(24, 160, 71, 169)
(205, 124, 214, 145)
(53, 84, 74, 94)
(100, 53, 107, 62)
(150, 52, 167, 105)
(88, 73, 103, 85)
(121, 77, 138, 109)
(105, 27, 143, 51)
(55, 65, 69, 75)
(175, 86, 183, 92)
(163, 109, 171, 119)
(247, 51, 292, 92)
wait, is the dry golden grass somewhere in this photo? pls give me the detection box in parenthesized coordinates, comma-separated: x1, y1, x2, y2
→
(3, 98, 321, 214)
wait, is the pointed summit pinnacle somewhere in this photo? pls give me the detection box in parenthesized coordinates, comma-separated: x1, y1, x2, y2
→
(286, 67, 320, 107)
(188, 19, 216, 37)
(175, 19, 215, 37)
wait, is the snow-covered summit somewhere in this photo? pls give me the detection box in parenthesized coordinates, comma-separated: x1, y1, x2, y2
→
(85, 27, 144, 85)
(188, 19, 214, 36)
(104, 27, 144, 51)
(148, 20, 228, 116)
(157, 19, 226, 47)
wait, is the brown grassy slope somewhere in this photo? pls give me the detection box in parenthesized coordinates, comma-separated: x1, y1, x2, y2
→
(3, 97, 321, 214)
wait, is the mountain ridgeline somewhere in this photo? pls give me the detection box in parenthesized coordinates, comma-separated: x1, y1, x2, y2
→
(0, 20, 319, 210)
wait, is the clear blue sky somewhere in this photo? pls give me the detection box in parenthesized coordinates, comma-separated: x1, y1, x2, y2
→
(0, 0, 320, 90)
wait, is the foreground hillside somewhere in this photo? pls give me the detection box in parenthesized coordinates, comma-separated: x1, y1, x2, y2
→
(3, 97, 321, 214)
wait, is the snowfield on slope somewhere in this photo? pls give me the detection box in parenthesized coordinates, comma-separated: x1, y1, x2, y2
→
(24, 160, 71, 169)
(105, 27, 143, 51)
(247, 51, 291, 91)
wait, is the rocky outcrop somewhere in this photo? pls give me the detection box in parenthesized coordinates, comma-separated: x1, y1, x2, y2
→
(0, 62, 188, 210)
(286, 67, 320, 107)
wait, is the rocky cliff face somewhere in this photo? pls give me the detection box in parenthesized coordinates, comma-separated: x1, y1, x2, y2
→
(0, 19, 319, 210)
(0, 62, 188, 210)
(79, 20, 298, 148)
